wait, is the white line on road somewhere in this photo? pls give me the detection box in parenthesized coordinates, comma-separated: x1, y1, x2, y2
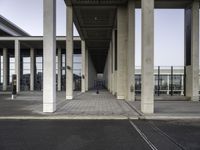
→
(129, 120, 158, 150)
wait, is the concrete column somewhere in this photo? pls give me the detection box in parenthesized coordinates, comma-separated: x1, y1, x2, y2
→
(15, 40, 20, 93)
(184, 1, 199, 101)
(30, 48, 35, 91)
(127, 0, 135, 101)
(117, 6, 128, 99)
(108, 47, 111, 91)
(112, 30, 115, 95)
(110, 42, 113, 93)
(57, 48, 62, 91)
(3, 48, 8, 91)
(66, 5, 73, 99)
(81, 40, 86, 93)
(85, 48, 89, 91)
(141, 0, 154, 113)
(181, 75, 184, 96)
(43, 0, 56, 112)
(167, 74, 170, 95)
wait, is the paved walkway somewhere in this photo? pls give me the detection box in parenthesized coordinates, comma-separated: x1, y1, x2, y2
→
(0, 90, 138, 119)
(55, 90, 137, 117)
(0, 90, 200, 119)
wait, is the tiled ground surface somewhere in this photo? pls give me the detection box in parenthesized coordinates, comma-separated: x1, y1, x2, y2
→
(55, 90, 138, 116)
(0, 90, 138, 117)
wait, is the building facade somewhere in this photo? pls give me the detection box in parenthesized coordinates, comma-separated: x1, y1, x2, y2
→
(0, 0, 199, 114)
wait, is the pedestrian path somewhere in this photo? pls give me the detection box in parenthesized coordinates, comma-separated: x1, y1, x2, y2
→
(0, 90, 139, 119)
(55, 90, 138, 118)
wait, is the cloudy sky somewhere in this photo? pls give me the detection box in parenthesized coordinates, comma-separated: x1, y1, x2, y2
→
(0, 0, 199, 67)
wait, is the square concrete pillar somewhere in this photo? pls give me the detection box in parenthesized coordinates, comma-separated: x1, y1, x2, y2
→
(117, 6, 128, 99)
(108, 47, 111, 91)
(184, 1, 199, 101)
(57, 48, 62, 91)
(81, 40, 86, 93)
(85, 48, 88, 91)
(30, 48, 35, 91)
(3, 48, 8, 91)
(112, 29, 116, 95)
(127, 0, 135, 101)
(109, 42, 113, 93)
(15, 40, 20, 93)
(141, 0, 154, 113)
(66, 5, 73, 99)
(43, 0, 56, 112)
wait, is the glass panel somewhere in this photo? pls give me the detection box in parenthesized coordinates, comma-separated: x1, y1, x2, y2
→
(35, 56, 43, 91)
(135, 75, 141, 95)
(21, 57, 30, 91)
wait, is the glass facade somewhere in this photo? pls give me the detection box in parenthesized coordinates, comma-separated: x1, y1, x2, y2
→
(135, 75, 141, 95)
(135, 74, 184, 96)
(21, 57, 30, 91)
(35, 56, 43, 91)
(0, 53, 82, 92)
(154, 75, 168, 95)
(61, 54, 82, 91)
(169, 75, 183, 95)
(73, 54, 82, 91)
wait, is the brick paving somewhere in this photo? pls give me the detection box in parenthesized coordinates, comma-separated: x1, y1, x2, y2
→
(56, 90, 138, 116)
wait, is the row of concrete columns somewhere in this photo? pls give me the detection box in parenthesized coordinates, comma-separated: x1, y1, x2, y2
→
(0, 0, 87, 113)
(106, 0, 199, 113)
(107, 0, 135, 102)
(0, 45, 73, 93)
(1, 45, 36, 92)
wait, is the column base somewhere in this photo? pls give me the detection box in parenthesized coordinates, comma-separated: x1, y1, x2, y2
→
(43, 103, 56, 113)
(11, 94, 16, 100)
(141, 102, 154, 114)
(117, 96, 125, 100)
(66, 96, 73, 100)
(191, 96, 199, 101)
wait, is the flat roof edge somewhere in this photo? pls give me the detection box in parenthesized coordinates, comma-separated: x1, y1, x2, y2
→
(0, 15, 30, 36)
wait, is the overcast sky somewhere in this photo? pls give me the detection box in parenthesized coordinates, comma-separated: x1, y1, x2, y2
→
(0, 0, 199, 67)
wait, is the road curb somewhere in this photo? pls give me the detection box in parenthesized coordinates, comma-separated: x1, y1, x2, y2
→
(0, 115, 138, 120)
(139, 115, 200, 120)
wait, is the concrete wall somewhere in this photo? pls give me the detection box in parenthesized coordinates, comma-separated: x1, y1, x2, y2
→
(88, 53, 97, 89)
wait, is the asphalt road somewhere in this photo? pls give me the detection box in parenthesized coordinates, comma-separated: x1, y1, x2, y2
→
(0, 120, 199, 150)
